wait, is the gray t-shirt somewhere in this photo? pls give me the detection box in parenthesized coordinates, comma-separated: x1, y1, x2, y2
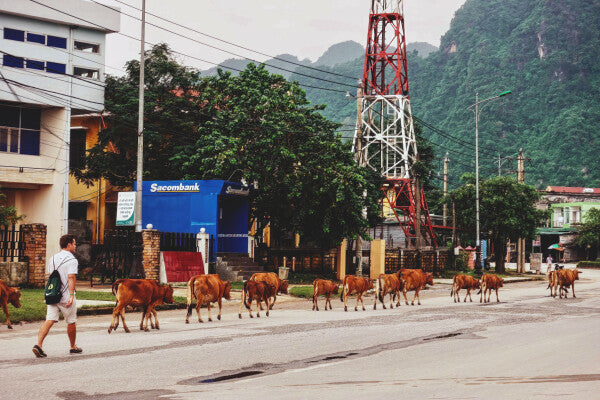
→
(47, 250, 78, 304)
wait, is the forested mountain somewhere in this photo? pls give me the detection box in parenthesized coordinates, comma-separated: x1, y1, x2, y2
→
(292, 0, 600, 188)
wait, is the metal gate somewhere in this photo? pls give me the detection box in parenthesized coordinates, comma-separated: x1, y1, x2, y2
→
(89, 229, 143, 286)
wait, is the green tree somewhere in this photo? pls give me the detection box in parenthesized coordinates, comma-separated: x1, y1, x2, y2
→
(447, 175, 547, 272)
(0, 193, 22, 226)
(577, 208, 600, 260)
(72, 44, 205, 187)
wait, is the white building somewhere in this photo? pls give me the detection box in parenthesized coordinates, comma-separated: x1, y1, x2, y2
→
(0, 0, 119, 260)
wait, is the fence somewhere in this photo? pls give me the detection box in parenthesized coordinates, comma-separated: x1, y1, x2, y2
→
(0, 225, 26, 262)
(263, 247, 338, 275)
(384, 249, 450, 274)
(88, 229, 143, 285)
(160, 231, 197, 252)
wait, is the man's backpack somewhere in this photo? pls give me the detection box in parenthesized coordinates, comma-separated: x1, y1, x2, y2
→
(44, 256, 73, 305)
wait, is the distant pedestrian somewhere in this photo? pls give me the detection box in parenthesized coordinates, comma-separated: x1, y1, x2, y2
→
(546, 255, 553, 272)
(32, 234, 82, 358)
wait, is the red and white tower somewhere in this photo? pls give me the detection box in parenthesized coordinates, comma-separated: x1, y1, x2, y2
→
(353, 0, 437, 247)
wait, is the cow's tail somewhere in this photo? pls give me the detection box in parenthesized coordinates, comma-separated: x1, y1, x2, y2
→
(340, 276, 348, 302)
(111, 279, 124, 297)
(450, 275, 456, 297)
(313, 280, 318, 303)
(186, 276, 196, 315)
(243, 281, 251, 310)
(377, 276, 383, 303)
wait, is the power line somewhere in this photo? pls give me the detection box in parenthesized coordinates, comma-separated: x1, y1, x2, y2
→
(97, 0, 360, 82)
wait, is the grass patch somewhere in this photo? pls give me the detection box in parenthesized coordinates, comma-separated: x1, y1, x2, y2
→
(0, 289, 188, 324)
(287, 271, 337, 284)
(289, 286, 314, 298)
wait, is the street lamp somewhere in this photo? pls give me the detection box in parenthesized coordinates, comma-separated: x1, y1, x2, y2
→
(467, 90, 511, 271)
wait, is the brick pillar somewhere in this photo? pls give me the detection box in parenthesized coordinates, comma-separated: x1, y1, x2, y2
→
(142, 229, 161, 281)
(22, 224, 47, 288)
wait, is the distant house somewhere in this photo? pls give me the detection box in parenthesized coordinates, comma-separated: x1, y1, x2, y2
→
(533, 186, 600, 262)
(0, 0, 119, 260)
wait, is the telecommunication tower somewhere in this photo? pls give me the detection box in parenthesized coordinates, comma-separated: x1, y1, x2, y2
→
(353, 0, 437, 247)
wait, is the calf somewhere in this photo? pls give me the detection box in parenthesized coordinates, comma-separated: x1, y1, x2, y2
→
(479, 274, 503, 303)
(451, 274, 481, 303)
(186, 274, 231, 323)
(340, 275, 374, 312)
(312, 279, 339, 311)
(547, 269, 568, 298)
(0, 279, 21, 329)
(239, 280, 277, 318)
(556, 268, 581, 299)
(108, 279, 174, 333)
(374, 273, 403, 310)
(399, 269, 434, 305)
(249, 272, 289, 310)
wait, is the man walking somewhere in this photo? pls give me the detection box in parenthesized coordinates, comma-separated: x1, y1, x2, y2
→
(32, 234, 82, 357)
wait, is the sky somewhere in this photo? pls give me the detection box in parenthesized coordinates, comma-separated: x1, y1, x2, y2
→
(99, 0, 467, 76)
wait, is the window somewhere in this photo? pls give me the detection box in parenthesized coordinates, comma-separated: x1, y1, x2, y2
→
(0, 106, 41, 156)
(69, 129, 87, 169)
(73, 66, 99, 79)
(68, 202, 88, 221)
(2, 54, 24, 68)
(74, 40, 100, 54)
(3, 28, 24, 42)
(46, 35, 67, 49)
(26, 32, 46, 45)
(46, 61, 66, 74)
(26, 59, 45, 70)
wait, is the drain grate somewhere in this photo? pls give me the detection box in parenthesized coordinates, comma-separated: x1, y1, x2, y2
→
(200, 370, 263, 383)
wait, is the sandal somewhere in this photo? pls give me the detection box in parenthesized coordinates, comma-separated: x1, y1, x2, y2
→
(32, 345, 47, 358)
(69, 347, 83, 354)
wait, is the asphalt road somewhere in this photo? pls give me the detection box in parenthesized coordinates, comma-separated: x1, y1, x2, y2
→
(1, 270, 599, 399)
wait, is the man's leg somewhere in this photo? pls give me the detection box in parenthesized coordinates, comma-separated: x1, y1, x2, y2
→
(67, 322, 77, 349)
(37, 320, 55, 348)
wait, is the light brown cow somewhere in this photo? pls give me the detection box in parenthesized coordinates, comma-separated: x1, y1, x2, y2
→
(340, 275, 374, 312)
(547, 270, 569, 298)
(374, 273, 403, 310)
(238, 280, 277, 318)
(556, 268, 581, 299)
(0, 279, 21, 329)
(479, 274, 503, 303)
(451, 274, 481, 303)
(249, 272, 289, 310)
(399, 269, 434, 305)
(312, 279, 339, 311)
(186, 274, 231, 323)
(108, 279, 174, 333)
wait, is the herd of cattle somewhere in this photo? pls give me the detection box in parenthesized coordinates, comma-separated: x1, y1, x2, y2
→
(0, 266, 585, 330)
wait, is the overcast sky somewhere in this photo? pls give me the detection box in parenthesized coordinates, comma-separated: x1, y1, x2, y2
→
(99, 0, 467, 75)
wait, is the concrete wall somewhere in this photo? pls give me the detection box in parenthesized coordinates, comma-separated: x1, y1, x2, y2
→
(0, 262, 28, 286)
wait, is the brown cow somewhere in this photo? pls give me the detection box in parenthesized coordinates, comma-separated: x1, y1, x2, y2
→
(312, 279, 339, 311)
(374, 273, 403, 310)
(238, 280, 277, 318)
(547, 270, 569, 298)
(479, 274, 503, 303)
(340, 275, 374, 312)
(451, 274, 481, 303)
(249, 272, 288, 310)
(0, 279, 21, 329)
(108, 279, 174, 333)
(555, 268, 581, 299)
(399, 269, 434, 305)
(186, 274, 231, 323)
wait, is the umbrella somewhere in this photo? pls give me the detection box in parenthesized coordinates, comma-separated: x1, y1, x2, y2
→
(465, 246, 475, 251)
(547, 243, 565, 251)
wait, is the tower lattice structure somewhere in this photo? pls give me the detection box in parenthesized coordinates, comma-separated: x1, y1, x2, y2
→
(353, 0, 437, 247)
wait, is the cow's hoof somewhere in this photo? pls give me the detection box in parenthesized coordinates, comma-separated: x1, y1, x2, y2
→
(411, 303, 414, 306)
(155, 326, 160, 330)
(185, 320, 189, 324)
(257, 314, 260, 318)
(238, 314, 242, 319)
(208, 318, 212, 322)
(199, 320, 204, 323)
(108, 329, 112, 334)
(7, 325, 12, 329)
(218, 315, 221, 320)
(266, 312, 270, 317)
(250, 315, 253, 318)
(124, 329, 130, 333)
(344, 306, 347, 312)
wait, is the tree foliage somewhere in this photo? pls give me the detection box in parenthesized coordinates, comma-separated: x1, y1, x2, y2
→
(577, 208, 600, 259)
(74, 45, 382, 247)
(0, 193, 22, 226)
(446, 175, 548, 272)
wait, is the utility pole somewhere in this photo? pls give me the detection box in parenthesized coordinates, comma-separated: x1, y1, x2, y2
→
(443, 153, 449, 226)
(354, 86, 364, 276)
(415, 171, 422, 250)
(517, 148, 526, 273)
(135, 0, 146, 232)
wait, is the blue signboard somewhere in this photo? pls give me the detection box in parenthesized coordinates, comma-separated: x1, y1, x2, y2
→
(138, 180, 250, 259)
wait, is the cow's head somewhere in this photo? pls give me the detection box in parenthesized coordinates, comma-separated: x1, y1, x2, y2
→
(9, 287, 21, 308)
(573, 269, 581, 280)
(368, 279, 375, 290)
(223, 281, 232, 300)
(163, 285, 175, 304)
(473, 279, 481, 289)
(332, 284, 339, 295)
(499, 278, 504, 287)
(278, 280, 289, 294)
(426, 273, 434, 286)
